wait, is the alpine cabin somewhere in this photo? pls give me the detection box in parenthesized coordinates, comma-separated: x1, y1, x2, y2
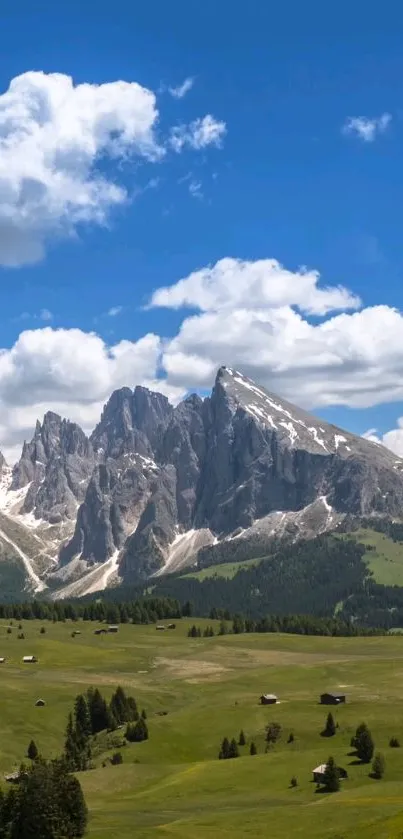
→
(260, 694, 278, 705)
(320, 692, 346, 705)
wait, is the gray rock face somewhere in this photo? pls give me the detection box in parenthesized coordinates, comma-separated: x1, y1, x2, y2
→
(11, 412, 95, 523)
(7, 365, 403, 595)
(60, 366, 403, 586)
(91, 386, 173, 458)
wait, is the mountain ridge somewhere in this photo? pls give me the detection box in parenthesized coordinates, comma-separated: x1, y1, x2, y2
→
(0, 365, 401, 599)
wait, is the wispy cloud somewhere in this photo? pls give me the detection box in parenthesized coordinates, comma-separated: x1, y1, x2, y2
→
(107, 306, 123, 317)
(13, 309, 53, 323)
(189, 179, 203, 200)
(342, 113, 392, 142)
(39, 308, 53, 321)
(170, 115, 226, 153)
(168, 77, 194, 99)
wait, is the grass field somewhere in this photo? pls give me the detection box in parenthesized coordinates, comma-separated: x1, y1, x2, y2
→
(3, 621, 403, 836)
(351, 528, 403, 586)
(182, 556, 262, 580)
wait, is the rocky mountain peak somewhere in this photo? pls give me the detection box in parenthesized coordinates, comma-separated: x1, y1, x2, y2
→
(3, 366, 403, 599)
(10, 412, 95, 523)
(91, 384, 173, 459)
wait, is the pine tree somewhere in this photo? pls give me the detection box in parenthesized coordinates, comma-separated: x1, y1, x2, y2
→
(27, 740, 38, 761)
(219, 737, 230, 759)
(372, 752, 385, 779)
(110, 686, 130, 725)
(354, 723, 374, 763)
(64, 712, 79, 771)
(87, 687, 110, 734)
(126, 695, 138, 721)
(323, 756, 340, 792)
(238, 730, 246, 746)
(323, 712, 336, 737)
(141, 709, 147, 720)
(249, 741, 257, 755)
(74, 694, 91, 740)
(266, 722, 282, 745)
(228, 738, 239, 758)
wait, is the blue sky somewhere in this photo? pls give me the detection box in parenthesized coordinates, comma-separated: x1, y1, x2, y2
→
(0, 0, 403, 459)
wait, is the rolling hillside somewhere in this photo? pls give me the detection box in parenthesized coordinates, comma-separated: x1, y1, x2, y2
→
(1, 620, 403, 836)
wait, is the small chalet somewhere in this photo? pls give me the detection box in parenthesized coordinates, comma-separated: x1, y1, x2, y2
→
(108, 625, 119, 633)
(260, 693, 278, 705)
(94, 629, 107, 635)
(320, 692, 346, 705)
(22, 655, 37, 663)
(35, 699, 45, 707)
(0, 657, 5, 664)
(313, 763, 348, 784)
(167, 623, 176, 629)
(156, 625, 166, 631)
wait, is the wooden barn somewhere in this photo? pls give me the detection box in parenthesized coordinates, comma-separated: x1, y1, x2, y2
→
(260, 693, 278, 705)
(108, 625, 119, 633)
(0, 657, 5, 664)
(35, 699, 45, 706)
(22, 656, 37, 663)
(320, 692, 346, 705)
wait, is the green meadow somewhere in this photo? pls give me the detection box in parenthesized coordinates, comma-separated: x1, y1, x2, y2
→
(2, 620, 403, 837)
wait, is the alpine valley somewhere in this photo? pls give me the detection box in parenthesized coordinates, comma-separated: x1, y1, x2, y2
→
(0, 365, 402, 600)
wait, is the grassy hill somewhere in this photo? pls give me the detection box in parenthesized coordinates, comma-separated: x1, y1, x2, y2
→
(348, 527, 403, 586)
(2, 620, 403, 835)
(182, 556, 262, 580)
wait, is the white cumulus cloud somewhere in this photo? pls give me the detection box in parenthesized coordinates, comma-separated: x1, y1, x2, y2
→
(0, 71, 226, 267)
(148, 257, 403, 417)
(150, 257, 361, 315)
(342, 113, 392, 142)
(363, 422, 403, 457)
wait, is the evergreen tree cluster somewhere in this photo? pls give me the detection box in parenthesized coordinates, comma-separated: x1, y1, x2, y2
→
(0, 758, 87, 838)
(0, 596, 183, 625)
(125, 718, 148, 742)
(218, 737, 239, 760)
(218, 729, 250, 759)
(64, 685, 144, 770)
(186, 612, 384, 640)
(188, 624, 215, 637)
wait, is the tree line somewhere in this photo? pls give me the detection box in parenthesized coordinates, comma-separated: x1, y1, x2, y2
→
(0, 596, 187, 625)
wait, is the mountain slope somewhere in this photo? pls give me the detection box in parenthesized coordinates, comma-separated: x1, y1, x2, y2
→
(0, 366, 402, 598)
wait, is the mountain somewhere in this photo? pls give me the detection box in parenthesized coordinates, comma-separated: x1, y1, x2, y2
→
(0, 365, 402, 599)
